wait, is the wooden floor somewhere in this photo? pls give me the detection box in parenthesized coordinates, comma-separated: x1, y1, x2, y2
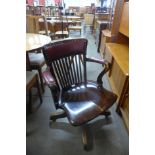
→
(26, 31, 129, 155)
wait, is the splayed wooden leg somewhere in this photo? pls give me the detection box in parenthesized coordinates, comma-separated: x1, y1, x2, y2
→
(100, 110, 111, 117)
(50, 110, 66, 121)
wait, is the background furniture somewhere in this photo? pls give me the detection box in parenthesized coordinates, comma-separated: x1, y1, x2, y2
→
(28, 53, 46, 92)
(68, 16, 82, 35)
(100, 29, 114, 58)
(26, 33, 51, 52)
(33, 5, 45, 15)
(53, 21, 69, 39)
(26, 15, 50, 90)
(104, 1, 129, 131)
(52, 11, 70, 39)
(26, 33, 51, 92)
(83, 13, 95, 33)
(68, 25, 82, 35)
(26, 4, 34, 15)
(99, 0, 127, 57)
(26, 71, 42, 113)
(26, 15, 50, 35)
(95, 20, 109, 52)
(42, 38, 117, 150)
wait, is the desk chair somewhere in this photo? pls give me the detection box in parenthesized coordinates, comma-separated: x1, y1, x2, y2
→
(26, 71, 42, 113)
(42, 38, 117, 150)
(83, 13, 95, 33)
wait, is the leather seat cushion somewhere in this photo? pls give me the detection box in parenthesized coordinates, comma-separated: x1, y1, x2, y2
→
(29, 53, 45, 66)
(61, 81, 117, 126)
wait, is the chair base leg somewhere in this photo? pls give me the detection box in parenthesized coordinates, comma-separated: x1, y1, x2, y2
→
(38, 67, 45, 93)
(36, 75, 43, 104)
(28, 90, 32, 113)
(82, 127, 89, 150)
(100, 110, 111, 118)
(82, 125, 93, 151)
(50, 110, 66, 121)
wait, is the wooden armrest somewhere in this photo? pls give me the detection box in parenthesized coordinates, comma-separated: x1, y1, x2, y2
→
(42, 70, 60, 109)
(86, 57, 109, 66)
(42, 70, 56, 87)
(86, 57, 110, 86)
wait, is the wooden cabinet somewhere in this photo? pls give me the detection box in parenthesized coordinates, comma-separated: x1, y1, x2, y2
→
(119, 2, 129, 37)
(101, 1, 129, 132)
(118, 79, 129, 130)
(106, 43, 129, 131)
(100, 29, 114, 59)
(106, 43, 129, 97)
(99, 0, 126, 56)
(95, 13, 110, 20)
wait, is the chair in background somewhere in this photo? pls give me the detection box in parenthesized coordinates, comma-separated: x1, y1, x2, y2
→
(26, 15, 51, 92)
(42, 38, 117, 150)
(83, 13, 95, 33)
(26, 71, 42, 113)
(53, 22, 69, 39)
(26, 14, 50, 35)
(68, 18, 82, 35)
(53, 16, 69, 39)
(28, 52, 46, 92)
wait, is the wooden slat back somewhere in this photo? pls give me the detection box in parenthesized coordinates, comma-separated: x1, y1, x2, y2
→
(50, 54, 84, 89)
(43, 38, 88, 90)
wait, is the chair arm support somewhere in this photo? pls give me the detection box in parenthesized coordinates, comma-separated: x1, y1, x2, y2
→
(85, 57, 108, 65)
(42, 70, 60, 109)
(86, 57, 110, 86)
(42, 70, 56, 88)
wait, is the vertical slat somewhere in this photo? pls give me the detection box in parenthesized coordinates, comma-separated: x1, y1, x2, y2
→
(64, 57, 74, 85)
(61, 58, 71, 86)
(49, 63, 61, 90)
(69, 56, 76, 84)
(57, 60, 68, 88)
(83, 54, 87, 83)
(78, 54, 83, 82)
(53, 61, 65, 88)
(72, 55, 78, 84)
(66, 57, 74, 85)
(52, 62, 63, 88)
(57, 60, 67, 87)
(75, 55, 80, 83)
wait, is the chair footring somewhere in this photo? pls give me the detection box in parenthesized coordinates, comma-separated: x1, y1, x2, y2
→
(50, 110, 66, 121)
